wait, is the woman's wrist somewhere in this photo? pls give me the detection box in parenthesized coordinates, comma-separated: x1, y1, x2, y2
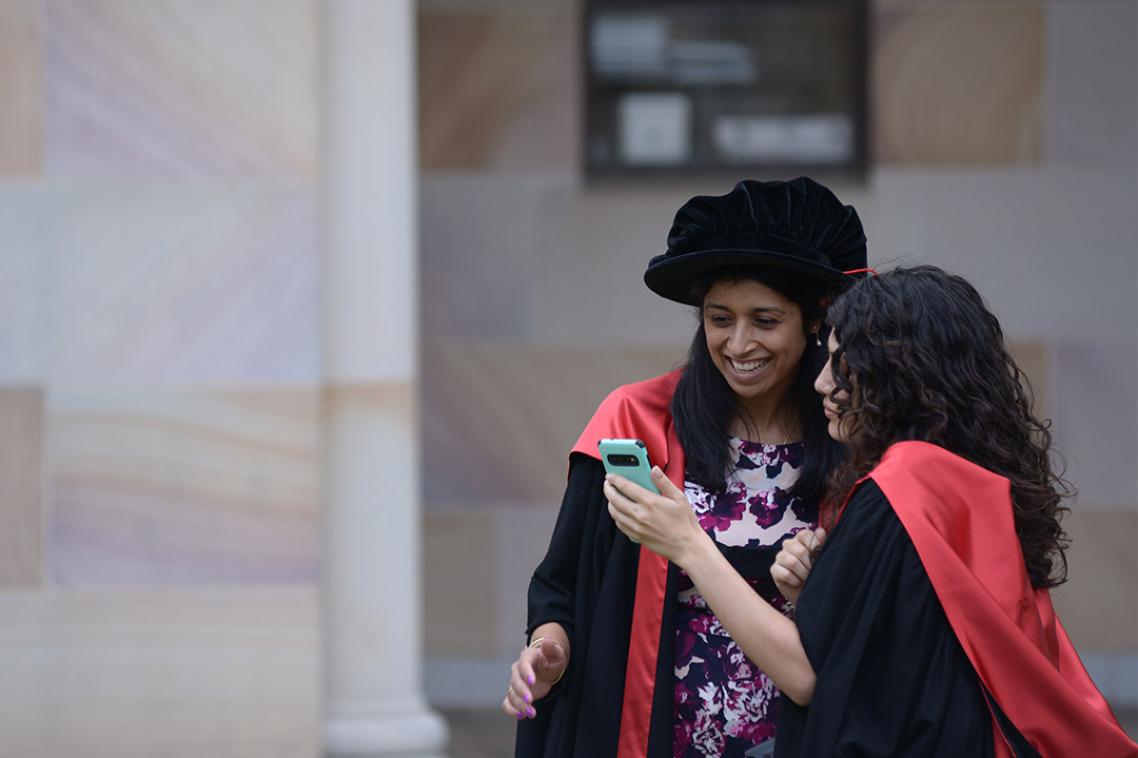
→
(529, 636, 567, 684)
(675, 525, 716, 572)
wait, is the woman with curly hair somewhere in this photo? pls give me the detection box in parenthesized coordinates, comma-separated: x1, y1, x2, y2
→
(605, 266, 1136, 756)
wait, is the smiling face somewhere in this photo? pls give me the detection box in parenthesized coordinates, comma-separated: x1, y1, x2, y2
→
(702, 279, 810, 412)
(815, 331, 855, 442)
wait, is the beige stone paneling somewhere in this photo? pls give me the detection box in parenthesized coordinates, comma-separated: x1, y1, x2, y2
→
(424, 507, 566, 657)
(0, 0, 41, 174)
(1051, 342, 1137, 508)
(420, 173, 563, 341)
(48, 391, 320, 585)
(1007, 340, 1048, 417)
(1048, 1, 1138, 167)
(873, 7, 1044, 164)
(419, 10, 577, 169)
(874, 0, 1089, 9)
(0, 388, 43, 586)
(492, 507, 561, 652)
(423, 511, 498, 655)
(44, 187, 319, 389)
(422, 0, 575, 9)
(841, 168, 1136, 344)
(1052, 505, 1138, 650)
(527, 180, 712, 346)
(0, 587, 318, 758)
(0, 188, 48, 383)
(423, 342, 684, 505)
(873, 0, 1043, 8)
(42, 0, 319, 178)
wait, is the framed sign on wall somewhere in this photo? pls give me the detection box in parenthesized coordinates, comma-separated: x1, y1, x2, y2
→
(583, 0, 868, 180)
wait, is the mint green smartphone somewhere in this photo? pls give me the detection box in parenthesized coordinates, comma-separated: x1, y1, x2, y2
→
(598, 438, 658, 545)
(598, 438, 659, 495)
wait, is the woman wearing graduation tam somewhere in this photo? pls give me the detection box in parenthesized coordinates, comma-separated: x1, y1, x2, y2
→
(501, 178, 869, 758)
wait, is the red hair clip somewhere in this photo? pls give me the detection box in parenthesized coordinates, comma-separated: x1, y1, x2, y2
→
(842, 267, 878, 276)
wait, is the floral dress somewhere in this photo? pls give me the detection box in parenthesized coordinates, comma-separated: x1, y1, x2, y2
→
(673, 439, 817, 758)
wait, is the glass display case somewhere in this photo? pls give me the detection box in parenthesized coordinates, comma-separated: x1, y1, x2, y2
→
(584, 0, 868, 179)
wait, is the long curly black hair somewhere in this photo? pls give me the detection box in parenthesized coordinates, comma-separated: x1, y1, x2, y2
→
(824, 265, 1071, 588)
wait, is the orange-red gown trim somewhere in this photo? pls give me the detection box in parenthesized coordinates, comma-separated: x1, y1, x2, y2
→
(843, 441, 1136, 758)
(571, 369, 683, 758)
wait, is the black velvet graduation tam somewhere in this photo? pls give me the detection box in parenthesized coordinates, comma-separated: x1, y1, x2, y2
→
(644, 177, 868, 305)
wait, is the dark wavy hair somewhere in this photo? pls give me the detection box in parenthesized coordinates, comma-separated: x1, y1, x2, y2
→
(823, 265, 1070, 588)
(672, 266, 846, 502)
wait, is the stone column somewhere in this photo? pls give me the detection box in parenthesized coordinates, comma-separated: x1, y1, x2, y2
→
(321, 1, 447, 755)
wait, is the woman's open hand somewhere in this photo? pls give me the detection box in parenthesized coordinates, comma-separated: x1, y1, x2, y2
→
(501, 637, 568, 720)
(603, 467, 708, 567)
(771, 526, 827, 604)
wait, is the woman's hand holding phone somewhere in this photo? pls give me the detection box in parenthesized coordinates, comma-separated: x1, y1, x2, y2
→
(603, 466, 708, 568)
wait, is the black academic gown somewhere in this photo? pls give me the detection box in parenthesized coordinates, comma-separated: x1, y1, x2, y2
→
(518, 453, 806, 758)
(775, 480, 1039, 758)
(516, 453, 678, 758)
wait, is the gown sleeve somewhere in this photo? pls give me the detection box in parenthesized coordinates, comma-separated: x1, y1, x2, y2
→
(517, 453, 627, 758)
(518, 452, 677, 758)
(526, 453, 611, 644)
(774, 479, 999, 758)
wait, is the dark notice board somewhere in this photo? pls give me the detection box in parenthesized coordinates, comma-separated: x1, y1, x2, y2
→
(583, 0, 868, 181)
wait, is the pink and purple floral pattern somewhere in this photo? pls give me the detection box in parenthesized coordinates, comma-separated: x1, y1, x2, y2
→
(673, 439, 816, 757)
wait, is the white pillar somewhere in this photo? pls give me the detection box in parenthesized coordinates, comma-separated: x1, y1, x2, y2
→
(321, 1, 447, 756)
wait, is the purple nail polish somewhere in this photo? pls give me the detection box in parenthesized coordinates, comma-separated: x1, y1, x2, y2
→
(516, 711, 524, 719)
(528, 675, 535, 685)
(527, 706, 536, 717)
(524, 692, 531, 703)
